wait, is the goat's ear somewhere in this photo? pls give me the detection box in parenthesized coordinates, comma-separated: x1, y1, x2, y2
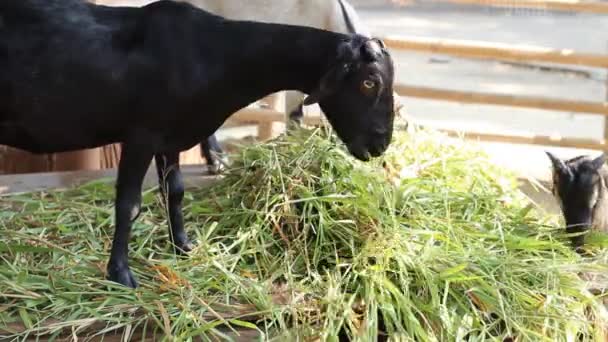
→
(303, 39, 357, 106)
(546, 151, 569, 174)
(303, 63, 351, 106)
(372, 38, 387, 50)
(362, 39, 385, 61)
(591, 153, 606, 170)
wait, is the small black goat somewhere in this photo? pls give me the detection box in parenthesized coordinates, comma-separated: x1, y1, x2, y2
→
(546, 152, 608, 250)
(0, 0, 396, 288)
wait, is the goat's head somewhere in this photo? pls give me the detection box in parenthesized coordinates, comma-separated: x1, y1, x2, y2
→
(546, 151, 607, 248)
(303, 35, 395, 161)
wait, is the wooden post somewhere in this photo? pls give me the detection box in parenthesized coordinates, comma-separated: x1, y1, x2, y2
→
(604, 41, 608, 145)
(258, 92, 285, 140)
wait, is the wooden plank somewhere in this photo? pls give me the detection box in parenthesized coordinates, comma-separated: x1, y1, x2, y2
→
(0, 165, 220, 195)
(436, 0, 608, 14)
(382, 35, 608, 68)
(228, 107, 325, 126)
(53, 148, 101, 172)
(0, 147, 52, 175)
(395, 84, 608, 115)
(2, 320, 261, 342)
(437, 128, 607, 151)
(604, 41, 608, 150)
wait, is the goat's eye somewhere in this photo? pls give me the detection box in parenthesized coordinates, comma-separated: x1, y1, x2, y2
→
(363, 80, 375, 89)
(360, 79, 377, 96)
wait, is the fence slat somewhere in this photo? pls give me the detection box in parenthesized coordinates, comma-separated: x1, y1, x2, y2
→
(214, 106, 608, 151)
(438, 129, 607, 151)
(433, 0, 608, 14)
(395, 84, 608, 115)
(382, 35, 608, 68)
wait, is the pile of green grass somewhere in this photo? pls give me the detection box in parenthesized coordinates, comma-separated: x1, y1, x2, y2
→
(1, 127, 608, 341)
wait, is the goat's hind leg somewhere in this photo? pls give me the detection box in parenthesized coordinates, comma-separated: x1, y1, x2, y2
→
(285, 91, 304, 131)
(287, 104, 304, 130)
(200, 134, 227, 175)
(107, 144, 153, 288)
(155, 153, 193, 254)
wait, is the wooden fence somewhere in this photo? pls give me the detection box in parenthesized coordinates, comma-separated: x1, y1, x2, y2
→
(228, 4, 608, 153)
(386, 39, 608, 149)
(1, 0, 607, 175)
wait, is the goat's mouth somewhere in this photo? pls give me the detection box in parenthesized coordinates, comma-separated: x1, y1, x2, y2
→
(565, 221, 592, 233)
(350, 148, 371, 162)
(346, 142, 387, 162)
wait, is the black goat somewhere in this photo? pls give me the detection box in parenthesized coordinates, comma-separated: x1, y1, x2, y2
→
(196, 0, 368, 173)
(546, 152, 608, 250)
(0, 0, 396, 288)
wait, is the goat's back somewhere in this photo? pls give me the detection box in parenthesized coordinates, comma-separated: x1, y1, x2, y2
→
(0, 0, 228, 152)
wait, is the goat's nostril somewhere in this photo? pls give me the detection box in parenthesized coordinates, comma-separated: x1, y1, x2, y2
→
(374, 128, 388, 136)
(369, 143, 386, 157)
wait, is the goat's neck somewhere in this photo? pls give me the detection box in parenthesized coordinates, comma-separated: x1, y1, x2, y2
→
(220, 21, 346, 105)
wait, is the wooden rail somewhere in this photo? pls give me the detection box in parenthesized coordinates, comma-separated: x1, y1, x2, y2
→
(394, 84, 608, 115)
(228, 107, 325, 126)
(378, 27, 608, 152)
(400, 85, 608, 150)
(230, 103, 608, 154)
(382, 35, 608, 68)
(220, 108, 608, 152)
(434, 0, 608, 14)
(440, 129, 607, 151)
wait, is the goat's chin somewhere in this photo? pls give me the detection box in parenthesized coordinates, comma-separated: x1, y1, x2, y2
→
(346, 144, 371, 162)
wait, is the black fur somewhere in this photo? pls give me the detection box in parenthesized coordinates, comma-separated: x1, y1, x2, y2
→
(547, 151, 607, 250)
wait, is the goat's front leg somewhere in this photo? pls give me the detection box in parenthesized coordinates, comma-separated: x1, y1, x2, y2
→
(107, 144, 153, 288)
(569, 231, 587, 255)
(155, 153, 193, 253)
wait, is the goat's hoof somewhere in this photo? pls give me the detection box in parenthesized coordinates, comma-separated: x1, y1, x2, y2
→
(107, 265, 138, 289)
(174, 240, 194, 255)
(206, 158, 229, 175)
(206, 164, 222, 175)
(287, 120, 302, 132)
